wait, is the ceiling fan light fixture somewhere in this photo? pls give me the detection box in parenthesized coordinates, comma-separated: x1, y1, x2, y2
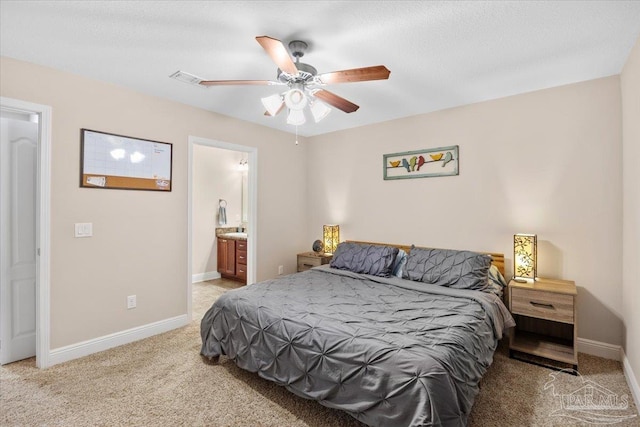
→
(287, 109, 306, 126)
(176, 36, 390, 130)
(310, 100, 331, 123)
(284, 88, 308, 111)
(261, 93, 284, 116)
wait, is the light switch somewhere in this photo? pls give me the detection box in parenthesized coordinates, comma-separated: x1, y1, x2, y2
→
(74, 222, 93, 238)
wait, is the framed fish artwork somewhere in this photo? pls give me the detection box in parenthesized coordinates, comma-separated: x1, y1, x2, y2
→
(383, 145, 459, 180)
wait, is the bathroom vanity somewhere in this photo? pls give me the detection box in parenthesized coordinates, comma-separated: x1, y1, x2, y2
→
(216, 228, 247, 284)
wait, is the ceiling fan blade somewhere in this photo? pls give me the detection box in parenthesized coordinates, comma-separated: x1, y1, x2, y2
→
(318, 65, 390, 84)
(313, 89, 359, 113)
(199, 80, 275, 86)
(255, 36, 299, 76)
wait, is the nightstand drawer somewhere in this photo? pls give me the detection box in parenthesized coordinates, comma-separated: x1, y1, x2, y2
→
(296, 252, 332, 272)
(511, 287, 574, 324)
(297, 255, 323, 271)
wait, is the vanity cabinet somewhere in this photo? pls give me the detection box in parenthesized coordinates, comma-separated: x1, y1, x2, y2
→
(217, 238, 247, 284)
(217, 238, 236, 276)
(235, 240, 247, 282)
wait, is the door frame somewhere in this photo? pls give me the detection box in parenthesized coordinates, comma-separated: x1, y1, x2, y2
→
(187, 135, 257, 320)
(0, 97, 52, 368)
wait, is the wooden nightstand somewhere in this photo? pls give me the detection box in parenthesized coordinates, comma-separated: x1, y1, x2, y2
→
(297, 252, 332, 272)
(508, 278, 578, 372)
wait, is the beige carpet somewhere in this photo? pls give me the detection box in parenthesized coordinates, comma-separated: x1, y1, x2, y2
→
(1, 281, 638, 426)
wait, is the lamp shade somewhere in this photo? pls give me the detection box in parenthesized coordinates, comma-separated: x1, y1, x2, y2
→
(284, 88, 308, 111)
(261, 93, 284, 116)
(323, 225, 340, 255)
(514, 234, 537, 281)
(287, 109, 306, 125)
(310, 100, 331, 123)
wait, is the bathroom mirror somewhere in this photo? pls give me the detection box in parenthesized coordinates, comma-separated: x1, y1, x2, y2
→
(241, 173, 248, 223)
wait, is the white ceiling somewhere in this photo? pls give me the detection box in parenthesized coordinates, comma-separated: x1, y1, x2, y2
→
(1, 1, 639, 137)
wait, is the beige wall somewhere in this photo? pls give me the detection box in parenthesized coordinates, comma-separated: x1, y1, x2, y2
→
(621, 36, 640, 385)
(0, 56, 308, 349)
(308, 76, 624, 346)
(0, 52, 632, 365)
(192, 145, 243, 276)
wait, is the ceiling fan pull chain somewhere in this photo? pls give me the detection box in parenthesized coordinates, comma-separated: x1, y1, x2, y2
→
(295, 125, 299, 145)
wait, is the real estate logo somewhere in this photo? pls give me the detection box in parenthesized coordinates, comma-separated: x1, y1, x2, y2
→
(543, 369, 637, 424)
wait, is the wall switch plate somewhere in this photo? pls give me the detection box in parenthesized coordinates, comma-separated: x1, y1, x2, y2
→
(278, 265, 284, 275)
(127, 295, 136, 309)
(74, 223, 93, 237)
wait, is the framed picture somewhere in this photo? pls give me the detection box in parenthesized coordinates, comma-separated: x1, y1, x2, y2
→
(383, 145, 459, 180)
(80, 129, 172, 191)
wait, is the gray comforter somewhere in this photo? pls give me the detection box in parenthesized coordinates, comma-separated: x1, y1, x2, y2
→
(201, 265, 514, 427)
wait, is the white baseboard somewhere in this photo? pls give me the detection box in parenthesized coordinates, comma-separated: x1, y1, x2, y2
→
(48, 314, 189, 367)
(567, 339, 640, 408)
(622, 349, 640, 410)
(577, 337, 621, 361)
(192, 271, 221, 283)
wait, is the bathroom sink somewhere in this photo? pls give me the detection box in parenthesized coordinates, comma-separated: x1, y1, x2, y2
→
(221, 232, 247, 239)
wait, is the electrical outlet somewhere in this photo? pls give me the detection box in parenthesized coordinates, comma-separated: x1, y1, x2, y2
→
(127, 295, 136, 309)
(278, 265, 284, 275)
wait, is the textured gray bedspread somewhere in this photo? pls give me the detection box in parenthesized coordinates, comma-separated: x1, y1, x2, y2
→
(201, 265, 514, 427)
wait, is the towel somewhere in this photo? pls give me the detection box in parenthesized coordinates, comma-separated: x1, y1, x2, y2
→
(218, 201, 227, 226)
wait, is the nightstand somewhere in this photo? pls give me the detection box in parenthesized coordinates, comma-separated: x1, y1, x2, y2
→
(297, 252, 332, 272)
(508, 278, 578, 372)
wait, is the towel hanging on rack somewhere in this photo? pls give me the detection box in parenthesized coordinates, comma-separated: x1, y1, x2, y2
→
(218, 199, 227, 226)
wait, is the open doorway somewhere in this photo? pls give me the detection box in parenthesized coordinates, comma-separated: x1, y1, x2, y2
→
(187, 136, 257, 320)
(0, 97, 51, 368)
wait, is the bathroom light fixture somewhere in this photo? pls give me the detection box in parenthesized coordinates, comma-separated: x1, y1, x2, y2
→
(513, 234, 537, 282)
(323, 224, 340, 255)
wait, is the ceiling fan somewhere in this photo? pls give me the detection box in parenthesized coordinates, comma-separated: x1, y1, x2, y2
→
(172, 36, 390, 126)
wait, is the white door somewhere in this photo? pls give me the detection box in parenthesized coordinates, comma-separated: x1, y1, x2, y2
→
(0, 115, 38, 364)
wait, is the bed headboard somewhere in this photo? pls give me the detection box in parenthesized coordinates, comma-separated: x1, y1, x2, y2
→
(346, 240, 506, 277)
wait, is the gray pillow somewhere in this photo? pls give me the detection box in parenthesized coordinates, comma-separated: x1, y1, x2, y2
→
(402, 247, 492, 291)
(330, 242, 399, 277)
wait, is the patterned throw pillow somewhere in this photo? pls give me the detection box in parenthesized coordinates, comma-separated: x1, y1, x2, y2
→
(486, 264, 507, 297)
(391, 249, 408, 278)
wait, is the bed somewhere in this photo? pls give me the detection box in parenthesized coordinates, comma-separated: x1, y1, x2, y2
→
(201, 241, 515, 427)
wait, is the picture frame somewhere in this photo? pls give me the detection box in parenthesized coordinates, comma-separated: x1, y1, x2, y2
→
(383, 145, 459, 180)
(80, 129, 172, 191)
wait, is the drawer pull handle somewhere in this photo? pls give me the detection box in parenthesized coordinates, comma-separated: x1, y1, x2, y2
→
(303, 263, 313, 267)
(530, 301, 554, 309)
